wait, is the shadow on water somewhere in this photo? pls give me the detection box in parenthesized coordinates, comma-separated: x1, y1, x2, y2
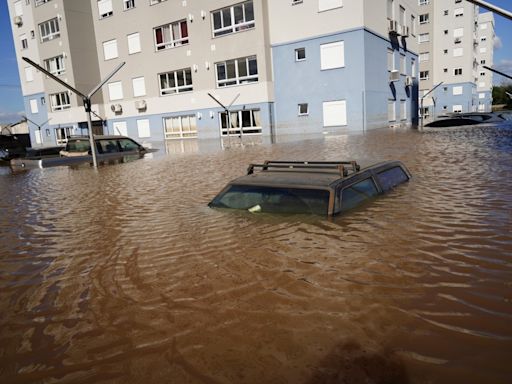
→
(306, 341, 409, 384)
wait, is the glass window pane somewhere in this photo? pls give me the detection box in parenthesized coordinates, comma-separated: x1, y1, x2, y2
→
(185, 69, 192, 85)
(234, 5, 244, 24)
(226, 61, 236, 79)
(377, 167, 408, 191)
(341, 178, 379, 212)
(238, 59, 248, 77)
(241, 110, 251, 127)
(245, 2, 254, 21)
(248, 58, 258, 75)
(213, 12, 222, 30)
(217, 64, 226, 81)
(222, 8, 232, 27)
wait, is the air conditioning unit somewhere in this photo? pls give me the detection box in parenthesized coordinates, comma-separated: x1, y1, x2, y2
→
(405, 76, 413, 87)
(14, 16, 23, 26)
(402, 25, 409, 37)
(135, 100, 146, 110)
(388, 19, 399, 35)
(389, 70, 400, 82)
(111, 104, 122, 113)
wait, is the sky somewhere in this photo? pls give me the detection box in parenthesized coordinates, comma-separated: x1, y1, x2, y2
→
(0, 1, 511, 125)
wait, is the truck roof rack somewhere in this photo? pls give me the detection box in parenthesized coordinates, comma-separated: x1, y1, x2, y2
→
(247, 160, 361, 177)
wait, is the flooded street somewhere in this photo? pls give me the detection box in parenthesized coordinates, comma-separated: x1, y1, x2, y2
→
(1, 125, 512, 383)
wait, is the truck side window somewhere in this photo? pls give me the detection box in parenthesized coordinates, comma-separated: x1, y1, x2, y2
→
(341, 178, 379, 212)
(377, 167, 409, 192)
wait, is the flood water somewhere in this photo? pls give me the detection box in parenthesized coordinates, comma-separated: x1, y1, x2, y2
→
(1, 125, 512, 384)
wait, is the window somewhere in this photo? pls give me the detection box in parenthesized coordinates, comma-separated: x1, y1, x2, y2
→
(216, 56, 258, 87)
(212, 1, 255, 37)
(479, 81, 485, 88)
(419, 70, 429, 80)
(132, 77, 146, 97)
(39, 18, 60, 42)
(127, 32, 141, 54)
(454, 68, 462, 75)
(50, 92, 71, 111)
(341, 178, 379, 212)
(400, 54, 406, 74)
(103, 39, 118, 60)
(20, 34, 28, 49)
(479, 93, 485, 99)
(480, 59, 486, 65)
(55, 127, 73, 145)
(419, 0, 429, 5)
(418, 33, 429, 43)
(480, 71, 486, 76)
(44, 55, 65, 75)
(411, 14, 416, 35)
(386, 0, 395, 20)
(323, 100, 347, 127)
(123, 0, 135, 10)
(388, 100, 396, 122)
(98, 0, 113, 19)
(14, 1, 23, 16)
(220, 109, 261, 135)
(420, 107, 429, 120)
(154, 20, 188, 51)
(108, 81, 123, 101)
(480, 47, 487, 53)
(159, 68, 193, 95)
(164, 115, 197, 139)
(480, 23, 488, 30)
(453, 105, 462, 113)
(453, 48, 463, 57)
(400, 100, 406, 120)
(137, 119, 150, 138)
(35, 0, 51, 6)
(454, 8, 464, 17)
(387, 49, 395, 72)
(411, 58, 416, 77)
(30, 99, 38, 114)
(150, 0, 167, 4)
(319, 0, 343, 12)
(443, 49, 448, 54)
(298, 103, 309, 116)
(480, 36, 487, 42)
(419, 52, 429, 62)
(443, 30, 448, 35)
(320, 41, 344, 70)
(377, 167, 408, 192)
(291, 0, 303, 4)
(113, 121, 128, 136)
(453, 28, 464, 38)
(399, 5, 406, 26)
(419, 13, 429, 24)
(453, 86, 463, 95)
(295, 48, 306, 61)
(443, 10, 448, 15)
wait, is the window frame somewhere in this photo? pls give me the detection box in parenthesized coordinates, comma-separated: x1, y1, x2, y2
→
(154, 19, 189, 51)
(211, 1, 255, 38)
(39, 17, 60, 43)
(158, 68, 193, 96)
(215, 56, 258, 88)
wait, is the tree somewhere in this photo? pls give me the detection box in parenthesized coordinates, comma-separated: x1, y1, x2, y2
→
(492, 83, 512, 109)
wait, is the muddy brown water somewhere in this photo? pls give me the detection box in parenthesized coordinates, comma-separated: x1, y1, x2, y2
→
(1, 126, 511, 384)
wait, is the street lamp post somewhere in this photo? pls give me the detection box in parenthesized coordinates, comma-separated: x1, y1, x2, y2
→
(22, 57, 125, 168)
(208, 93, 241, 146)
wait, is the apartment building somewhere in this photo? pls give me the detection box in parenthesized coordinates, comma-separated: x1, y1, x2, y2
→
(417, 0, 494, 119)
(476, 12, 495, 112)
(9, 0, 420, 147)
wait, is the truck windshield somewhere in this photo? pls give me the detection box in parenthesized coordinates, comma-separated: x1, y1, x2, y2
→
(209, 185, 330, 215)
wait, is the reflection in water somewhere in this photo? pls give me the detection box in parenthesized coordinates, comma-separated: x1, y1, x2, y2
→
(1, 125, 512, 383)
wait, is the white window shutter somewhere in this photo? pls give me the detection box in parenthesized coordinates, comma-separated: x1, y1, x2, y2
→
(113, 121, 128, 136)
(319, 0, 343, 12)
(108, 81, 123, 101)
(323, 100, 347, 127)
(137, 119, 150, 138)
(103, 39, 118, 60)
(132, 77, 146, 97)
(30, 99, 38, 114)
(98, 0, 113, 16)
(320, 41, 345, 70)
(127, 33, 141, 54)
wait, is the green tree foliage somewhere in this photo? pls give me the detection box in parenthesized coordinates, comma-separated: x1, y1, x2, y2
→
(492, 84, 512, 108)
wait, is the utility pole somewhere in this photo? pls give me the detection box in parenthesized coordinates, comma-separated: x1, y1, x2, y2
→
(22, 57, 125, 168)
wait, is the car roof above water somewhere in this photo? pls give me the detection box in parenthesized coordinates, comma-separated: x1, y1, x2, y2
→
(228, 160, 405, 189)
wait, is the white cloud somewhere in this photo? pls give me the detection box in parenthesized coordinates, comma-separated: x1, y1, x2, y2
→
(0, 111, 24, 125)
(494, 36, 503, 50)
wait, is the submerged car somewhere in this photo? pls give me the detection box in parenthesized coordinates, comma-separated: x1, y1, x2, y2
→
(209, 160, 411, 216)
(10, 135, 148, 168)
